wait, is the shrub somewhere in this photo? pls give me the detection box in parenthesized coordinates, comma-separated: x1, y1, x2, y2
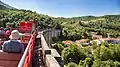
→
(52, 37, 59, 43)
(78, 57, 93, 67)
(57, 43, 64, 54)
(82, 46, 93, 58)
(67, 62, 78, 67)
(92, 59, 102, 67)
(92, 60, 119, 67)
(52, 42, 64, 55)
(91, 41, 98, 49)
(114, 61, 120, 67)
(84, 58, 93, 66)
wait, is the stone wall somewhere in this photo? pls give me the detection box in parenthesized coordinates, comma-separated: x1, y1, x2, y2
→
(40, 29, 61, 67)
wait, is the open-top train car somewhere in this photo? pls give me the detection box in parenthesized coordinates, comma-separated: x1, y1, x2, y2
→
(0, 21, 37, 67)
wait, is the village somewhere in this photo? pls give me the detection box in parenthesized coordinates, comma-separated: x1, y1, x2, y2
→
(63, 32, 120, 46)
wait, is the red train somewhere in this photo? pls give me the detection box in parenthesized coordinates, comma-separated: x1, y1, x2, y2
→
(19, 21, 36, 33)
(0, 21, 37, 67)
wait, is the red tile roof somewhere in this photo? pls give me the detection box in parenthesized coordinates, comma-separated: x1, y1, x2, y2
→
(75, 39, 89, 43)
(63, 40, 73, 45)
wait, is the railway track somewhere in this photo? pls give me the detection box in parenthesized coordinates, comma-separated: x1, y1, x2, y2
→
(32, 35, 44, 67)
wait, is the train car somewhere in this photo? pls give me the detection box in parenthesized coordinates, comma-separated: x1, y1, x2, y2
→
(0, 21, 37, 67)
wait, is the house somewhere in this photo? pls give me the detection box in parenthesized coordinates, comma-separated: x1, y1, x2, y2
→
(102, 38, 120, 44)
(92, 34, 102, 39)
(63, 40, 83, 46)
(90, 39, 104, 45)
(75, 39, 89, 43)
(75, 43, 81, 47)
(75, 39, 90, 46)
(63, 40, 74, 45)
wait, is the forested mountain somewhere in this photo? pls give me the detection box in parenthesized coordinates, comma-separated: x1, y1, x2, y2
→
(0, 9, 120, 39)
(0, 5, 8, 10)
(0, 9, 58, 28)
(57, 15, 120, 39)
(0, 1, 15, 9)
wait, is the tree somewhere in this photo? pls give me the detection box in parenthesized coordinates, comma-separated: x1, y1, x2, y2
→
(62, 44, 86, 64)
(93, 45, 112, 61)
(67, 62, 78, 67)
(78, 57, 93, 67)
(110, 45, 120, 61)
(92, 60, 118, 67)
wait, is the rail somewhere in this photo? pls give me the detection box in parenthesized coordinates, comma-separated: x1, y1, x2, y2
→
(18, 29, 61, 67)
(18, 32, 36, 67)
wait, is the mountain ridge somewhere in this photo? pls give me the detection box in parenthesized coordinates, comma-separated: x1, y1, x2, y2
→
(0, 0, 15, 9)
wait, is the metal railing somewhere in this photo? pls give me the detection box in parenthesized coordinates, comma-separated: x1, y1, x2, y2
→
(18, 32, 36, 67)
(18, 29, 61, 67)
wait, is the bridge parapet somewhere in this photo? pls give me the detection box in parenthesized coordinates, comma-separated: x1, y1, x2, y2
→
(46, 55, 61, 67)
(40, 29, 61, 67)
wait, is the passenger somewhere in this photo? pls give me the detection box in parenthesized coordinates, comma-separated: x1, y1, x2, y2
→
(0, 39, 2, 50)
(0, 27, 8, 39)
(4, 27, 10, 32)
(2, 30, 24, 53)
(0, 27, 6, 35)
(4, 23, 11, 32)
(6, 29, 12, 36)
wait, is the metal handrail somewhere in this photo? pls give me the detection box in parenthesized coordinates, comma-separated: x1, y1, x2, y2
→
(18, 33, 34, 67)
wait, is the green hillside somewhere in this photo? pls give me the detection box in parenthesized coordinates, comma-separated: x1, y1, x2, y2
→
(0, 9, 58, 28)
(57, 15, 120, 39)
(0, 9, 120, 39)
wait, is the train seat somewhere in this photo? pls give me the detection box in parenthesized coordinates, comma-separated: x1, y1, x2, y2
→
(0, 50, 22, 67)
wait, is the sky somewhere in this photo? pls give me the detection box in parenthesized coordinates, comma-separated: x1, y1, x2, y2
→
(1, 0, 120, 17)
